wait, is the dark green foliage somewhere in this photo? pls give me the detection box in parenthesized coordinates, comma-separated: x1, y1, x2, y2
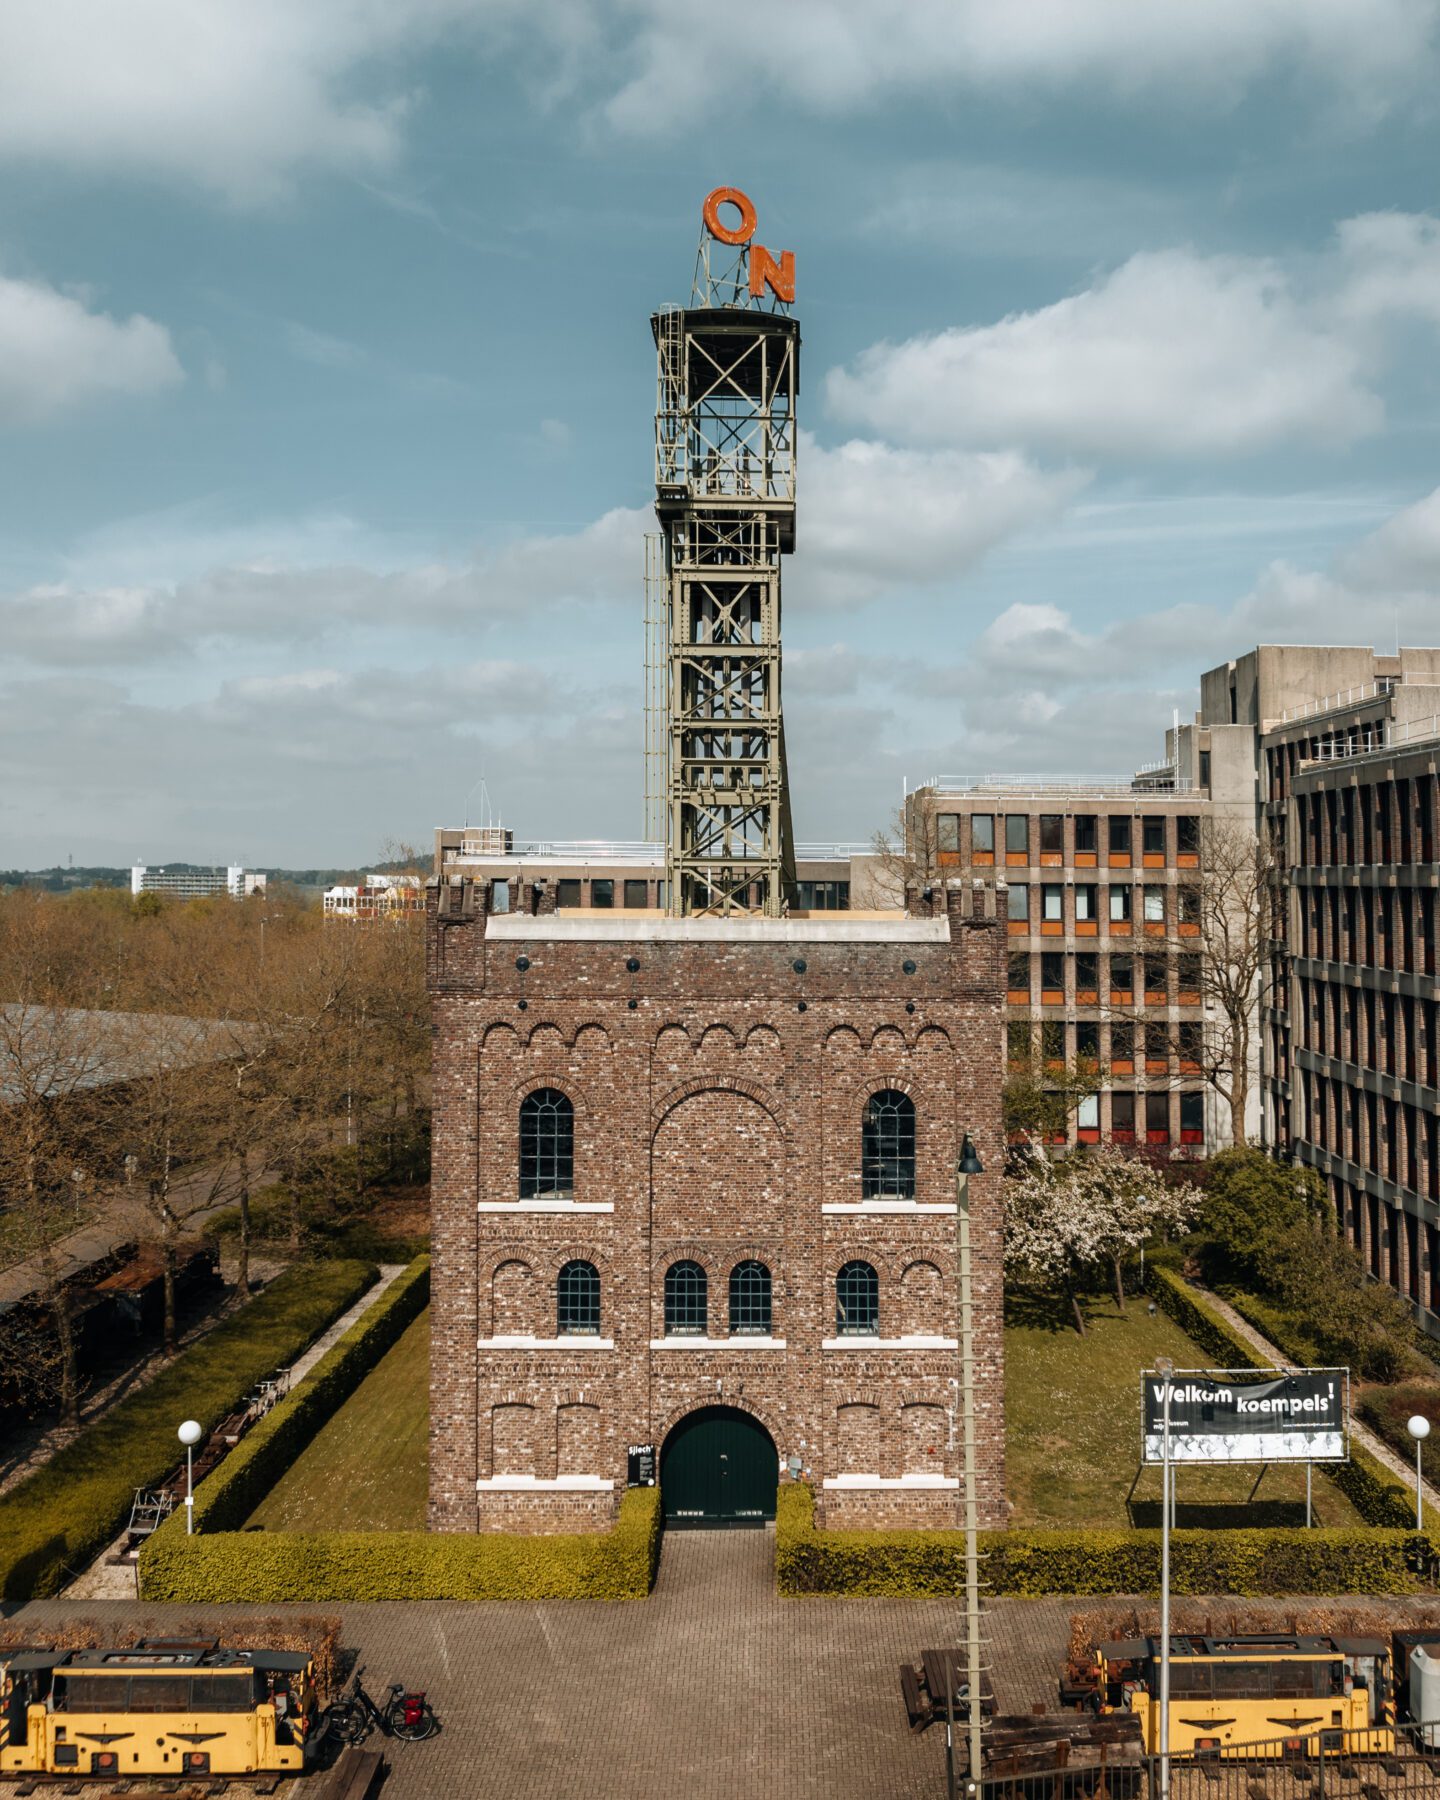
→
(775, 1483, 1429, 1598)
(167, 1258, 431, 1537)
(1359, 1383, 1440, 1489)
(0, 1259, 377, 1600)
(1147, 1266, 1415, 1529)
(1263, 1233, 1422, 1383)
(1200, 1148, 1323, 1285)
(140, 1487, 663, 1602)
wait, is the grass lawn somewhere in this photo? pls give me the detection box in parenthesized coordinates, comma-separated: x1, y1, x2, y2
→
(1004, 1290, 1366, 1530)
(246, 1309, 430, 1532)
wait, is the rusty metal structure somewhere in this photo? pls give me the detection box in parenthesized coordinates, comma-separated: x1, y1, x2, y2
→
(650, 189, 799, 916)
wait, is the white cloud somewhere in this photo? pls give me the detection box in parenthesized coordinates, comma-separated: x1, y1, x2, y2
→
(603, 0, 1439, 133)
(825, 248, 1380, 459)
(795, 436, 1088, 607)
(1333, 211, 1440, 328)
(0, 272, 182, 423)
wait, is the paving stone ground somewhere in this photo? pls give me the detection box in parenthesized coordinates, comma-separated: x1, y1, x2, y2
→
(6, 1541, 1436, 1800)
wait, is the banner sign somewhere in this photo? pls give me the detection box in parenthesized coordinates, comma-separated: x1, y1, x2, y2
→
(627, 1444, 656, 1488)
(1142, 1368, 1348, 1465)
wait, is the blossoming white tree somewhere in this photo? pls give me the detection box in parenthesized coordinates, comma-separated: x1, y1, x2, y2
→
(1004, 1145, 1203, 1334)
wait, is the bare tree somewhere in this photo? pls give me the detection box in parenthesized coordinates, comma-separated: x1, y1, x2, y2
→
(1135, 816, 1272, 1148)
(868, 801, 947, 910)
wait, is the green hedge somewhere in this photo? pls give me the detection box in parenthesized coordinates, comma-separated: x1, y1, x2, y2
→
(0, 1259, 377, 1601)
(140, 1486, 663, 1603)
(776, 1483, 1429, 1598)
(1146, 1266, 1414, 1530)
(160, 1257, 431, 1539)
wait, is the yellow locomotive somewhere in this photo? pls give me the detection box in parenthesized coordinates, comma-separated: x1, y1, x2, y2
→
(0, 1638, 319, 1782)
(1082, 1633, 1395, 1759)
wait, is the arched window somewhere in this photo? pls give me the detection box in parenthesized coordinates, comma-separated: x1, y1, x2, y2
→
(836, 1260, 879, 1336)
(519, 1088, 573, 1199)
(728, 1260, 772, 1335)
(556, 1260, 600, 1336)
(664, 1260, 707, 1336)
(862, 1088, 916, 1198)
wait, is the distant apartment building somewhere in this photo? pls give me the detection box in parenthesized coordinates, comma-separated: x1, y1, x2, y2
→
(323, 873, 424, 923)
(1182, 644, 1440, 1328)
(130, 864, 266, 900)
(905, 779, 1212, 1153)
(431, 830, 880, 915)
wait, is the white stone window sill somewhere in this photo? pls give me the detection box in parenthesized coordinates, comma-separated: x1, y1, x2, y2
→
(648, 1336, 787, 1350)
(822, 1474, 959, 1490)
(476, 1475, 614, 1491)
(477, 1200, 615, 1213)
(821, 1336, 958, 1350)
(480, 1336, 616, 1350)
(821, 1202, 954, 1215)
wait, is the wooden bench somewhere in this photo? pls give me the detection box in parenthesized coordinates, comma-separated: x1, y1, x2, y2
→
(312, 1744, 387, 1800)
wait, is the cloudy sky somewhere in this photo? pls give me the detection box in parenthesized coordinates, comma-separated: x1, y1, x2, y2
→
(5, 1, 1440, 868)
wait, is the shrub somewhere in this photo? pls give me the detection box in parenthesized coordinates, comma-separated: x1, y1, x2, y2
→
(172, 1258, 431, 1537)
(1147, 1265, 1414, 1529)
(776, 1483, 1429, 1598)
(1200, 1148, 1323, 1288)
(0, 1259, 377, 1601)
(140, 1486, 662, 1603)
(1359, 1382, 1440, 1489)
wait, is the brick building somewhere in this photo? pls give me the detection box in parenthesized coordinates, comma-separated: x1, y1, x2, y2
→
(426, 875, 1008, 1534)
(906, 781, 1213, 1152)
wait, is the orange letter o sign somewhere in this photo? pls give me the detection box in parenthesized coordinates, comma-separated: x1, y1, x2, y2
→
(702, 186, 758, 246)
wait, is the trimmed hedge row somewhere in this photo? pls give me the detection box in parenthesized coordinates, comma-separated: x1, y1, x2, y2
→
(775, 1483, 1429, 1598)
(164, 1257, 431, 1539)
(0, 1258, 377, 1601)
(1146, 1266, 1414, 1530)
(140, 1486, 663, 1602)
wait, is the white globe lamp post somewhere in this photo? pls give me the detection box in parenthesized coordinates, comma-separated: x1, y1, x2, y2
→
(1408, 1415, 1430, 1531)
(178, 1419, 204, 1535)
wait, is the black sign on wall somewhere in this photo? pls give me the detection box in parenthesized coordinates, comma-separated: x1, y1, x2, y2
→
(627, 1444, 656, 1487)
(1141, 1368, 1348, 1465)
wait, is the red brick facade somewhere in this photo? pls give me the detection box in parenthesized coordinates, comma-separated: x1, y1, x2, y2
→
(427, 878, 1009, 1533)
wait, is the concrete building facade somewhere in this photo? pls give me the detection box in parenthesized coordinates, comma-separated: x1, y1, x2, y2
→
(426, 872, 1009, 1535)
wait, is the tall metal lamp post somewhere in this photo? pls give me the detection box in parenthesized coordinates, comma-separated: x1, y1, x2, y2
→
(178, 1419, 203, 1535)
(1154, 1356, 1175, 1800)
(956, 1133, 986, 1792)
(1408, 1415, 1430, 1530)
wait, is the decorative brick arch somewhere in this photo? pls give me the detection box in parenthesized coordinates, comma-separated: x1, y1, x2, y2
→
(650, 1074, 783, 1136)
(652, 1393, 784, 1455)
(505, 1070, 589, 1115)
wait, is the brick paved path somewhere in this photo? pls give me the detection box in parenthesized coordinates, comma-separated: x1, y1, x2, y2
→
(8, 1540, 1432, 1800)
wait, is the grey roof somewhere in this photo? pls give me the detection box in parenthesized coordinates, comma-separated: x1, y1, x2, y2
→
(0, 1005, 252, 1106)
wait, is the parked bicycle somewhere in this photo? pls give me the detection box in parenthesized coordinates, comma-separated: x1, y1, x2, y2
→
(323, 1667, 440, 1748)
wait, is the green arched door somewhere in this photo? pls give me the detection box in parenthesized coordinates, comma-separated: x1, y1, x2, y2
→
(661, 1406, 778, 1528)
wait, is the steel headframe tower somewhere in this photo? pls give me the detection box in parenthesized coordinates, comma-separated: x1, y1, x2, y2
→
(651, 186, 799, 918)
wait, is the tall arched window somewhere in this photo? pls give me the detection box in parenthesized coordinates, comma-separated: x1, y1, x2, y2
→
(556, 1259, 600, 1335)
(519, 1088, 573, 1199)
(664, 1260, 707, 1336)
(836, 1260, 879, 1336)
(862, 1088, 916, 1198)
(728, 1261, 772, 1335)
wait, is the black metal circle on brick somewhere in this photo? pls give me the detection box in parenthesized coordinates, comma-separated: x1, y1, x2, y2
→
(905, 1001, 916, 1014)
(626, 956, 640, 972)
(628, 998, 638, 1010)
(792, 958, 807, 974)
(517, 999, 528, 1010)
(515, 955, 530, 971)
(797, 1000, 807, 1013)
(902, 959, 917, 975)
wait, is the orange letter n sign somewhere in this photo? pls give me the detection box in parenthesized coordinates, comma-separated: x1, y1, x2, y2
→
(748, 244, 795, 304)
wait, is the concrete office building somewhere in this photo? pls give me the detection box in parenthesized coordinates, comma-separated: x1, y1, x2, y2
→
(130, 864, 266, 901)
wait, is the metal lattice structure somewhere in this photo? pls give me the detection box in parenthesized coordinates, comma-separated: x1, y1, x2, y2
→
(651, 229, 800, 916)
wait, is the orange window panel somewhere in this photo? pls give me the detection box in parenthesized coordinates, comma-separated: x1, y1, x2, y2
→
(1108, 853, 1131, 868)
(1007, 919, 1028, 936)
(1142, 853, 1166, 868)
(937, 851, 962, 867)
(1111, 1058, 1135, 1075)
(1040, 853, 1063, 867)
(1076, 920, 1098, 937)
(1076, 988, 1098, 1005)
(1075, 852, 1098, 868)
(1147, 1128, 1170, 1144)
(1006, 988, 1030, 1004)
(1177, 852, 1200, 868)
(1145, 990, 1167, 1006)
(1146, 1058, 1169, 1075)
(1179, 1059, 1202, 1075)
(1040, 920, 1063, 936)
(1178, 922, 1200, 937)
(1178, 990, 1200, 1007)
(1144, 921, 1166, 937)
(1109, 920, 1131, 936)
(1077, 1127, 1100, 1144)
(1005, 852, 1028, 867)
(1041, 988, 1063, 1005)
(973, 851, 994, 866)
